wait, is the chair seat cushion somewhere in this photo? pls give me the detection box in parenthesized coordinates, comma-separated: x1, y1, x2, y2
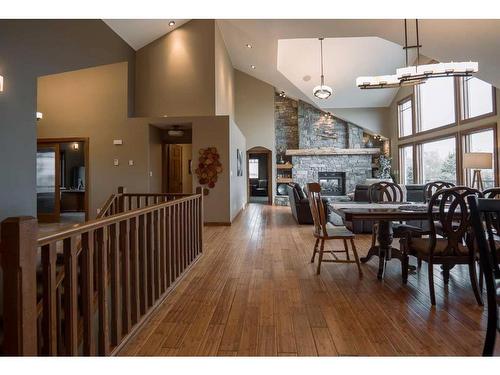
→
(393, 223, 428, 236)
(315, 223, 355, 239)
(408, 237, 469, 256)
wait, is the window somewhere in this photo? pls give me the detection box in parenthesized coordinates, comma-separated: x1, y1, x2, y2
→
(463, 129, 496, 188)
(461, 77, 494, 120)
(416, 77, 456, 132)
(420, 137, 457, 184)
(249, 158, 259, 179)
(399, 145, 414, 185)
(398, 97, 413, 138)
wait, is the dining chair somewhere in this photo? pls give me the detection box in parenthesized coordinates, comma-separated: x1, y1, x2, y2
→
(306, 183, 362, 276)
(368, 181, 423, 250)
(423, 180, 455, 202)
(400, 186, 483, 306)
(468, 195, 500, 355)
(483, 187, 500, 199)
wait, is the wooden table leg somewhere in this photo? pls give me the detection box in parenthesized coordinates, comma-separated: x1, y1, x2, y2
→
(376, 220, 393, 280)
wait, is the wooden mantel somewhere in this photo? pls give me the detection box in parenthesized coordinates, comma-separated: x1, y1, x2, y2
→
(285, 147, 380, 156)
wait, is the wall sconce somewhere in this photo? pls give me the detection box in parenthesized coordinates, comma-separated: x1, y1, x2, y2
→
(0, 75, 3, 92)
(73, 143, 79, 151)
(36, 112, 43, 120)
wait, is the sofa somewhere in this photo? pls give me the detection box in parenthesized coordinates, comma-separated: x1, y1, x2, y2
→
(346, 184, 426, 233)
(287, 183, 338, 225)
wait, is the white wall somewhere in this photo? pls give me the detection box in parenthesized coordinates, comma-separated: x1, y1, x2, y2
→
(215, 22, 235, 117)
(234, 69, 276, 197)
(329, 107, 390, 136)
(229, 120, 248, 220)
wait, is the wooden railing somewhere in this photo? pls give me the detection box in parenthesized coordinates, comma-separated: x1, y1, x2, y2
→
(0, 188, 203, 355)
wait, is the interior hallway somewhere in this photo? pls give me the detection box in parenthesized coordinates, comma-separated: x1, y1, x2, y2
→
(118, 203, 488, 356)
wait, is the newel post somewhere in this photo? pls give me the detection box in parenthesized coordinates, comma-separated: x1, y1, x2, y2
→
(0, 216, 38, 355)
(117, 186, 125, 213)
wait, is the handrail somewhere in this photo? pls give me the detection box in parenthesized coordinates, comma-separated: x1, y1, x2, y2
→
(37, 194, 199, 246)
(1, 186, 204, 355)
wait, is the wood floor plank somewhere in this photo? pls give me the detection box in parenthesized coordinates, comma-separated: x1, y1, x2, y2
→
(118, 204, 488, 357)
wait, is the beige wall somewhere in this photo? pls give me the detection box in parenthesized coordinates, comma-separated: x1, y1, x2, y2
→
(234, 69, 276, 196)
(215, 22, 235, 117)
(229, 120, 247, 220)
(135, 20, 216, 117)
(37, 62, 154, 217)
(331, 107, 390, 136)
(148, 125, 164, 193)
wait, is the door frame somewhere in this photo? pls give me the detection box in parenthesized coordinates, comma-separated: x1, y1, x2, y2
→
(36, 142, 61, 223)
(246, 146, 273, 205)
(37, 137, 90, 221)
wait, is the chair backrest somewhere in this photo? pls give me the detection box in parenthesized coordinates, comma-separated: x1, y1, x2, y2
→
(483, 187, 500, 199)
(306, 182, 328, 237)
(427, 186, 482, 256)
(368, 181, 403, 203)
(424, 180, 455, 202)
(468, 195, 500, 355)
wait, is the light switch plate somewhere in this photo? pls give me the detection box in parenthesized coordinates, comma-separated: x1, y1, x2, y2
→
(149, 171, 153, 177)
(114, 159, 119, 166)
(113, 139, 123, 145)
(128, 160, 134, 166)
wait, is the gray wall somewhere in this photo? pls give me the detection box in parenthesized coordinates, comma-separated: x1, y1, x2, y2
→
(0, 20, 135, 221)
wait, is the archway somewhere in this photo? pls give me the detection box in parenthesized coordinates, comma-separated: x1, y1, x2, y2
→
(247, 146, 273, 205)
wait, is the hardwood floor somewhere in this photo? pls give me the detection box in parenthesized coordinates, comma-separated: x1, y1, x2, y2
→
(118, 203, 488, 356)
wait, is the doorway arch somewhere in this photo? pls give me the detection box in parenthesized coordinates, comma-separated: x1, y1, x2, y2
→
(247, 146, 273, 205)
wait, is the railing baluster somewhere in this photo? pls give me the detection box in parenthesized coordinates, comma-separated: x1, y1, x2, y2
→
(63, 237, 78, 355)
(81, 231, 95, 355)
(120, 219, 132, 335)
(160, 207, 167, 294)
(146, 212, 154, 307)
(96, 227, 110, 355)
(167, 206, 173, 287)
(138, 214, 147, 315)
(154, 209, 161, 298)
(129, 217, 140, 324)
(110, 223, 121, 346)
(41, 243, 57, 355)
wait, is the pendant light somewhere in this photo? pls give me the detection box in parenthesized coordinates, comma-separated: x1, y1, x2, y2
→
(356, 19, 478, 89)
(313, 38, 333, 99)
(167, 125, 184, 137)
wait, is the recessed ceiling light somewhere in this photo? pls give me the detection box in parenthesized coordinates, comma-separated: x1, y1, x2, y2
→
(251, 65, 256, 69)
(168, 21, 176, 26)
(246, 44, 252, 49)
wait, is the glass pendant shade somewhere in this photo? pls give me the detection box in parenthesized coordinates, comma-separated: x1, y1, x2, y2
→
(313, 84, 333, 99)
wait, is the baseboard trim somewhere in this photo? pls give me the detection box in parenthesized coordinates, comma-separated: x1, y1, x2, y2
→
(204, 222, 231, 226)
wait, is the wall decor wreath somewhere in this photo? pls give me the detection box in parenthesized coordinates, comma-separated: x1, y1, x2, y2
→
(195, 147, 223, 192)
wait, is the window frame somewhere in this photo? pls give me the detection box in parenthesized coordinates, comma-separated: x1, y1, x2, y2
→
(461, 124, 499, 187)
(414, 76, 458, 136)
(248, 158, 259, 179)
(459, 77, 497, 124)
(416, 134, 459, 185)
(398, 144, 416, 185)
(397, 94, 415, 140)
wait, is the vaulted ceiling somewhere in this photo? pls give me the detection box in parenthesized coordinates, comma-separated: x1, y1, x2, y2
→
(104, 19, 500, 109)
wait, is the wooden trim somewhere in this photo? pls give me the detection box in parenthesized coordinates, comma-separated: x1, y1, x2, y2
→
(37, 137, 90, 221)
(204, 222, 231, 226)
(285, 148, 380, 156)
(460, 123, 499, 187)
(459, 80, 497, 125)
(397, 94, 414, 139)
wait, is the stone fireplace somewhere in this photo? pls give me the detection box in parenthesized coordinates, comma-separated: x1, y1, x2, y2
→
(318, 172, 346, 196)
(275, 95, 382, 203)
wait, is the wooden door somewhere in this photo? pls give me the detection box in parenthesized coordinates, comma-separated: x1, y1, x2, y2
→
(168, 145, 183, 193)
(37, 143, 61, 222)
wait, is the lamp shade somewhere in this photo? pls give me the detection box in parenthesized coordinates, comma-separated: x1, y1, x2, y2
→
(463, 152, 492, 169)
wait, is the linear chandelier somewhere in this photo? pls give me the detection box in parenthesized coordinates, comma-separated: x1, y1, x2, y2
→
(313, 38, 333, 99)
(356, 19, 478, 89)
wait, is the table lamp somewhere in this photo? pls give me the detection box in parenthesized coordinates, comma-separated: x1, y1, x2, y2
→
(463, 152, 492, 190)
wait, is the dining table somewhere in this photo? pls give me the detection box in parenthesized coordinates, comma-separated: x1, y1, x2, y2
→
(330, 201, 431, 280)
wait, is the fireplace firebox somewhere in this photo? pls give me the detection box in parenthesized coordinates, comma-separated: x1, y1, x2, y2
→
(318, 172, 346, 196)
